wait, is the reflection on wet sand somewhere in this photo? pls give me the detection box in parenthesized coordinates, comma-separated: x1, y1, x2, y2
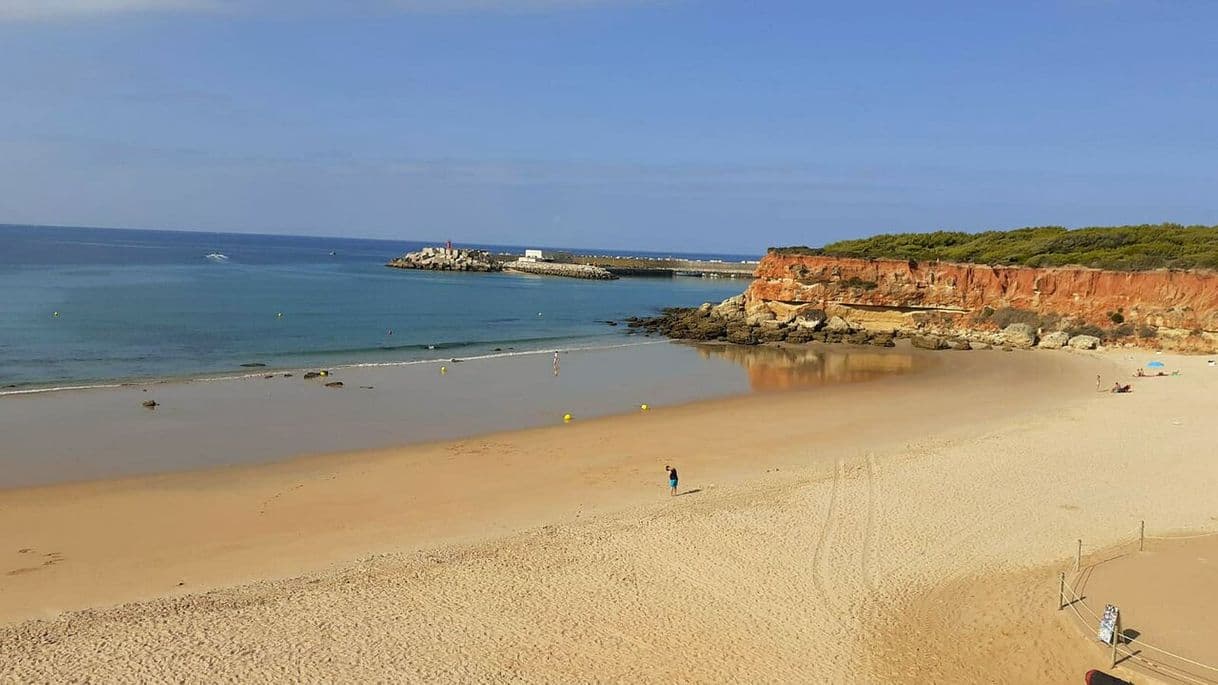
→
(694, 343, 920, 391)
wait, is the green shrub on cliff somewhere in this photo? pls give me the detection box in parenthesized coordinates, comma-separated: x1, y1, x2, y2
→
(773, 224, 1218, 272)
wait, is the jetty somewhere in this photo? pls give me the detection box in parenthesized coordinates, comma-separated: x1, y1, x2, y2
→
(502, 260, 616, 280)
(386, 244, 758, 280)
(386, 246, 498, 272)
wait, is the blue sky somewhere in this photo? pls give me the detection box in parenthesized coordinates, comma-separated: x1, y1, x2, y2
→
(0, 0, 1215, 253)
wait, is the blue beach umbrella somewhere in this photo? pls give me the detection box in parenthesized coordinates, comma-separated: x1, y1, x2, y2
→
(1147, 360, 1166, 368)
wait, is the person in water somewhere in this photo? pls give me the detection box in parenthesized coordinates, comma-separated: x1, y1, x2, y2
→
(665, 465, 679, 496)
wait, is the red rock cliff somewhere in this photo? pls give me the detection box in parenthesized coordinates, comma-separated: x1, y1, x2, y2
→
(745, 253, 1218, 351)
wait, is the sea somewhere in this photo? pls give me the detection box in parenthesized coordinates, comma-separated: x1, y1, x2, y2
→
(0, 224, 754, 391)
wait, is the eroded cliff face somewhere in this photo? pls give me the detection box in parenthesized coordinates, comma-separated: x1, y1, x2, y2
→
(746, 254, 1218, 351)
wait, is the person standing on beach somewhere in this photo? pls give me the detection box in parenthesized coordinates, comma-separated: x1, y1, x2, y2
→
(666, 465, 679, 496)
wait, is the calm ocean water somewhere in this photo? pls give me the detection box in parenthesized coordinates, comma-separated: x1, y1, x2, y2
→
(0, 225, 753, 389)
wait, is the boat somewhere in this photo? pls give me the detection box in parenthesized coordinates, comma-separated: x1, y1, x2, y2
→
(205, 253, 229, 262)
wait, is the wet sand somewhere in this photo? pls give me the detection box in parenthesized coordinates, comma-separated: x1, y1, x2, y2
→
(3, 346, 1217, 682)
(0, 341, 922, 488)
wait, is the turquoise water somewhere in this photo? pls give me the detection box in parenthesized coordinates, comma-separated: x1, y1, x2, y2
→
(0, 225, 751, 389)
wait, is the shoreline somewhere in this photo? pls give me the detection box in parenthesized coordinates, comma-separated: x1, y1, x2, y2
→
(0, 333, 659, 398)
(0, 339, 927, 489)
(5, 347, 1217, 681)
(1, 347, 1112, 622)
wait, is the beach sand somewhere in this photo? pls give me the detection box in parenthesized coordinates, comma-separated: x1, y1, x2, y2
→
(2, 346, 1217, 682)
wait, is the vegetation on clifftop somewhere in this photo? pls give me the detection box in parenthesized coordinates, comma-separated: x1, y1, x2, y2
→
(773, 224, 1218, 271)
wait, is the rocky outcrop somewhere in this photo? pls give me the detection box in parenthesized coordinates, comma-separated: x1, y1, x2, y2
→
(387, 247, 499, 272)
(1001, 324, 1038, 349)
(627, 295, 901, 348)
(502, 261, 617, 280)
(744, 253, 1218, 352)
(910, 335, 947, 350)
(1068, 335, 1101, 350)
(1037, 331, 1071, 349)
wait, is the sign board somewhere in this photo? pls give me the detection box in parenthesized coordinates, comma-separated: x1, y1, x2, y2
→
(1097, 604, 1120, 645)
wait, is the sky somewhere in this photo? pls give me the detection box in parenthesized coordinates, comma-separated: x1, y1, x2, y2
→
(0, 0, 1215, 253)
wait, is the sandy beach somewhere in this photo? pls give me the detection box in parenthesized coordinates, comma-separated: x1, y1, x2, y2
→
(3, 344, 1217, 682)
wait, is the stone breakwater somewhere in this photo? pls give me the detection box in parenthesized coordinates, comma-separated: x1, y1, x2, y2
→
(634, 251, 1218, 352)
(386, 247, 499, 272)
(502, 261, 617, 280)
(385, 248, 617, 279)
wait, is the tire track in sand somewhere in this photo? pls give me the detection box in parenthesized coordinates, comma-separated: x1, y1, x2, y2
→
(809, 458, 847, 632)
(861, 452, 879, 595)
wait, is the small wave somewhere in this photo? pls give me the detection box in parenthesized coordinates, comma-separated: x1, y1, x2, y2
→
(345, 338, 671, 368)
(0, 382, 125, 396)
(205, 253, 229, 262)
(0, 339, 673, 397)
(299, 333, 604, 358)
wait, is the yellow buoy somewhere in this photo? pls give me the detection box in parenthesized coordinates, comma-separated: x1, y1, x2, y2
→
(640, 404, 649, 411)
(440, 366, 447, 374)
(563, 413, 572, 423)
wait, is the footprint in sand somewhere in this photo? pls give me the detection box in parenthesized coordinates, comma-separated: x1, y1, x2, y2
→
(6, 551, 64, 576)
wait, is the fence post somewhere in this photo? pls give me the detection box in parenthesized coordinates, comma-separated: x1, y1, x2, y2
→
(1139, 520, 1145, 552)
(1058, 572, 1066, 610)
(1111, 614, 1121, 667)
(1076, 539, 1082, 571)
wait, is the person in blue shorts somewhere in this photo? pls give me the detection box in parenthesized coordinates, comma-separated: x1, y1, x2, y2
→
(665, 465, 679, 496)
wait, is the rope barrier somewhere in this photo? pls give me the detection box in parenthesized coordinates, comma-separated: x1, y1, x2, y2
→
(1144, 530, 1218, 541)
(1059, 525, 1218, 684)
(1061, 578, 1218, 684)
(1057, 572, 1218, 677)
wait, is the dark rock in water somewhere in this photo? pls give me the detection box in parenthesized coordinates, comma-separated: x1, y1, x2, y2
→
(303, 372, 322, 379)
(725, 323, 756, 345)
(870, 332, 896, 347)
(360, 385, 374, 389)
(757, 326, 788, 343)
(911, 335, 947, 350)
(324, 381, 344, 388)
(240, 363, 267, 368)
(604, 320, 618, 326)
(283, 373, 294, 377)
(264, 374, 274, 379)
(142, 400, 158, 409)
(493, 348, 502, 352)
(845, 331, 871, 345)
